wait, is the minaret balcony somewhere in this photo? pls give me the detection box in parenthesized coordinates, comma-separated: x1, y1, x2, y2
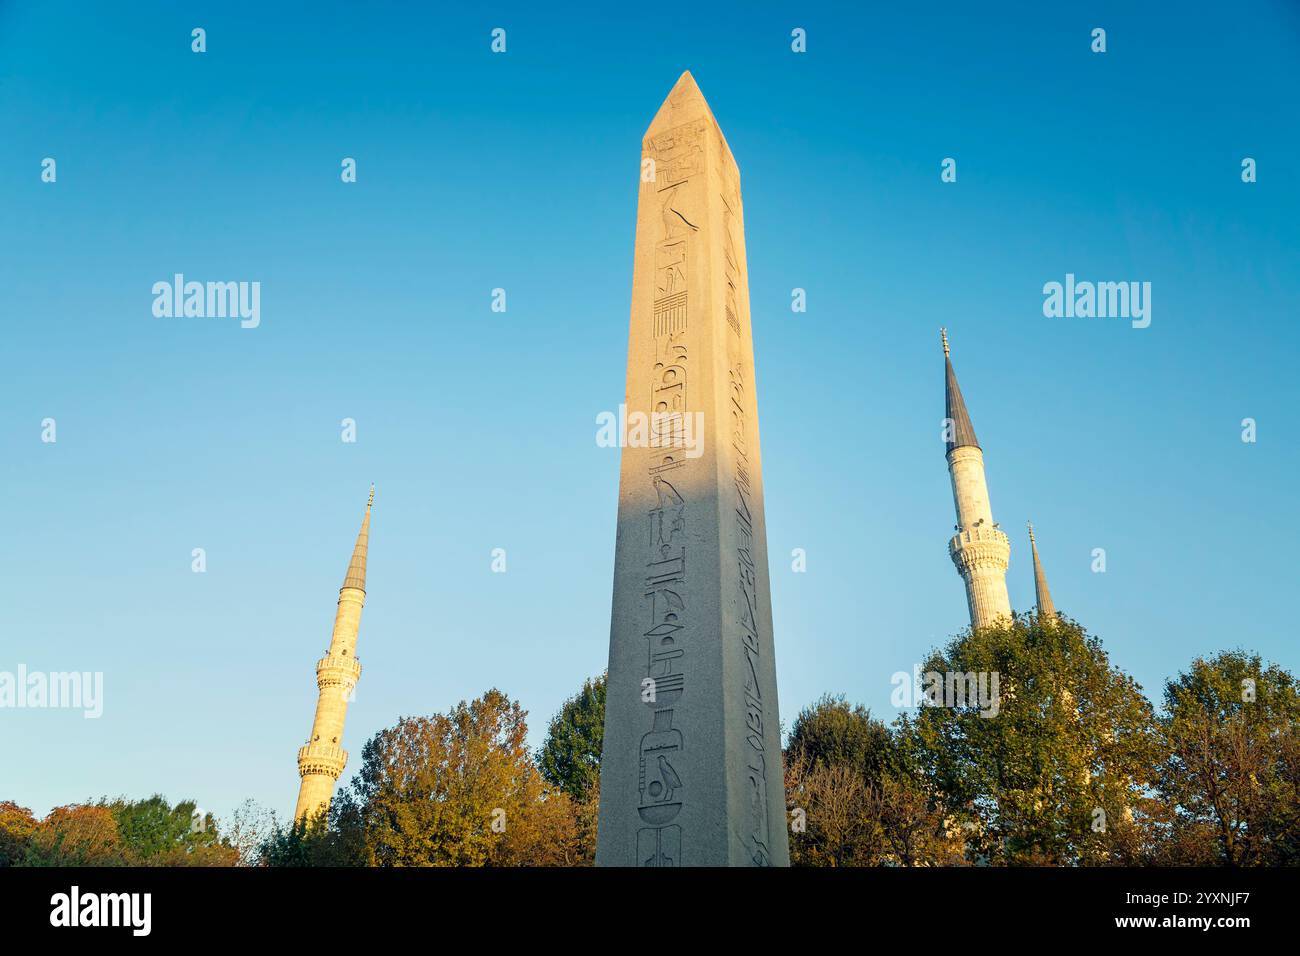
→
(315, 654, 363, 687)
(297, 743, 348, 779)
(949, 526, 1010, 549)
(949, 526, 1011, 571)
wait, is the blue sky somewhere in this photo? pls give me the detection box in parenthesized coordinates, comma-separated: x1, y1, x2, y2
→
(2, 1, 1298, 823)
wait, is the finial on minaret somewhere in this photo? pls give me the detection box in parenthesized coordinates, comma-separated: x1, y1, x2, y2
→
(941, 327, 950, 357)
(1027, 520, 1035, 542)
(367, 484, 375, 509)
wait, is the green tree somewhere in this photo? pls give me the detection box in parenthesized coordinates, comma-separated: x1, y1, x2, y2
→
(536, 672, 604, 864)
(1159, 650, 1300, 865)
(100, 794, 232, 864)
(787, 694, 892, 786)
(908, 613, 1161, 865)
(258, 799, 365, 867)
(784, 694, 889, 866)
(537, 672, 605, 801)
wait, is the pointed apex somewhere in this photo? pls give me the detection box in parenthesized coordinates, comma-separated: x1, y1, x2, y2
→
(943, 333, 980, 455)
(341, 489, 372, 593)
(673, 70, 699, 91)
(1028, 522, 1057, 620)
(645, 70, 717, 137)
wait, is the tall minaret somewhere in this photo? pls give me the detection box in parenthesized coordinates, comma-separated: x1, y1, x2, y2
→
(942, 330, 1011, 629)
(1027, 522, 1057, 620)
(294, 486, 373, 823)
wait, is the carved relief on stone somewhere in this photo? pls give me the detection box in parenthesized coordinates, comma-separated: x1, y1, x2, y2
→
(725, 361, 773, 864)
(638, 471, 687, 863)
(648, 119, 706, 190)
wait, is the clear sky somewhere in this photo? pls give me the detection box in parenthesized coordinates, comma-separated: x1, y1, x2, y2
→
(2, 1, 1298, 823)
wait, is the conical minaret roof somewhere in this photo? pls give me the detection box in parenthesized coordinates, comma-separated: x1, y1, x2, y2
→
(341, 485, 374, 592)
(942, 329, 980, 455)
(1028, 522, 1057, 619)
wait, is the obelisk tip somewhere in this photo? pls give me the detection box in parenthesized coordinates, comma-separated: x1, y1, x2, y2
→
(646, 70, 714, 136)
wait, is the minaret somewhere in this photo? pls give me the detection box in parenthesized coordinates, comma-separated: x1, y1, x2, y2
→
(294, 486, 373, 823)
(942, 330, 1011, 629)
(1027, 522, 1057, 620)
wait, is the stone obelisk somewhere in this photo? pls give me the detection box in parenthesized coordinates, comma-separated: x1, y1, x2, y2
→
(595, 72, 789, 867)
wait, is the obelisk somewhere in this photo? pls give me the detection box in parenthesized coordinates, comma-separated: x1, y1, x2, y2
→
(595, 72, 789, 867)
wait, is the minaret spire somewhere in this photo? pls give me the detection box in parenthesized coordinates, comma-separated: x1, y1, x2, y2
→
(942, 328, 979, 454)
(942, 332, 1011, 630)
(341, 484, 373, 591)
(294, 488, 375, 823)
(1028, 521, 1057, 620)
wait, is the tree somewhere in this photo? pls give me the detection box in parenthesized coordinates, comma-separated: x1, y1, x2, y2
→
(785, 695, 890, 865)
(224, 799, 279, 866)
(784, 751, 882, 866)
(536, 672, 605, 864)
(27, 804, 125, 866)
(100, 794, 235, 865)
(878, 727, 968, 867)
(537, 673, 605, 802)
(0, 802, 38, 866)
(258, 799, 365, 867)
(342, 688, 585, 866)
(784, 695, 960, 866)
(1159, 650, 1300, 865)
(787, 694, 892, 786)
(493, 786, 590, 866)
(908, 613, 1162, 865)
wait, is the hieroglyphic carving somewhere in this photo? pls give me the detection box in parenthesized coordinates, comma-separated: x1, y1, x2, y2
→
(728, 361, 772, 866)
(654, 292, 687, 337)
(655, 242, 686, 296)
(719, 152, 773, 864)
(649, 120, 705, 188)
(632, 120, 706, 866)
(720, 192, 743, 337)
(636, 384, 688, 866)
(651, 122, 705, 341)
